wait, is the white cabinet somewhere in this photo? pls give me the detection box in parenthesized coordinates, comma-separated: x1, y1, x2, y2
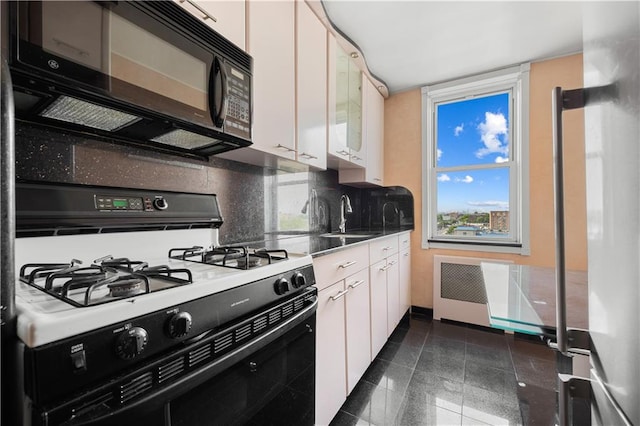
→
(246, 1, 296, 158)
(295, 1, 327, 170)
(370, 258, 388, 358)
(314, 246, 370, 425)
(173, 0, 245, 50)
(314, 233, 411, 424)
(339, 77, 385, 186)
(344, 269, 371, 393)
(316, 281, 347, 426)
(328, 36, 364, 167)
(399, 233, 411, 318)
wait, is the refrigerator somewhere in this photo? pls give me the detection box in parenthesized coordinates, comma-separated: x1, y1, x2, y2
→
(554, 2, 639, 425)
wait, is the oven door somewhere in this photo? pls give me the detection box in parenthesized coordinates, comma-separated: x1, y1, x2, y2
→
(30, 296, 316, 426)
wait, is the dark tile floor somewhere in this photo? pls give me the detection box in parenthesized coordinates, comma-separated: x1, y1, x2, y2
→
(329, 314, 558, 426)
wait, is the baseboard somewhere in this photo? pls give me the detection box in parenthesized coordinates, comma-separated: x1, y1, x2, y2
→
(410, 305, 433, 319)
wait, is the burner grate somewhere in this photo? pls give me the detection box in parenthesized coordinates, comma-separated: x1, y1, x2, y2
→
(168, 246, 289, 270)
(19, 256, 193, 308)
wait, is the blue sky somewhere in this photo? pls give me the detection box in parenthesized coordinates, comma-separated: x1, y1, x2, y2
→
(435, 93, 510, 213)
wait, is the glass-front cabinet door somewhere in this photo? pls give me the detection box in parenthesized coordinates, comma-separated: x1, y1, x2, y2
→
(328, 37, 364, 167)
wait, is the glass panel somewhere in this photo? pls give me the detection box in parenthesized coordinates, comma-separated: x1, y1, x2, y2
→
(481, 262, 588, 334)
(435, 168, 509, 238)
(347, 60, 362, 152)
(436, 92, 510, 167)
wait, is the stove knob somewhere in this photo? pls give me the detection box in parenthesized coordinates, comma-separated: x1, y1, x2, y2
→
(291, 272, 306, 288)
(274, 277, 290, 295)
(167, 311, 193, 339)
(116, 327, 148, 359)
(153, 197, 168, 210)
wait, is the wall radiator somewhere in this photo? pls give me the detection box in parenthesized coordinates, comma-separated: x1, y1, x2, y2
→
(433, 255, 511, 327)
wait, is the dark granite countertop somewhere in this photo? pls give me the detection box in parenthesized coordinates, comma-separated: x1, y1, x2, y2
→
(238, 227, 414, 257)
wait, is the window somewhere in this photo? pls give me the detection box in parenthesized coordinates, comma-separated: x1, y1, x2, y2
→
(421, 65, 530, 253)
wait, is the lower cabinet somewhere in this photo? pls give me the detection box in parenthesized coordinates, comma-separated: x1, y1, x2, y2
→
(316, 281, 347, 426)
(315, 267, 370, 425)
(370, 258, 388, 358)
(314, 232, 412, 425)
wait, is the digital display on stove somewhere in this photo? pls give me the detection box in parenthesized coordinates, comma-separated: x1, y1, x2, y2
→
(95, 196, 144, 211)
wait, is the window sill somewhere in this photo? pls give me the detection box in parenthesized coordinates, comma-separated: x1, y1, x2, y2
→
(423, 239, 530, 255)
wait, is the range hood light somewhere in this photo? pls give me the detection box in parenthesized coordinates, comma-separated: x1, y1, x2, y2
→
(40, 96, 140, 131)
(151, 129, 221, 150)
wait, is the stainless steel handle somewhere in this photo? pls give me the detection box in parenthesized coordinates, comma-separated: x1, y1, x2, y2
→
(373, 178, 382, 182)
(338, 149, 350, 156)
(275, 144, 297, 153)
(348, 280, 365, 289)
(180, 0, 218, 22)
(388, 260, 397, 266)
(551, 87, 586, 355)
(403, 252, 409, 257)
(379, 264, 392, 272)
(351, 155, 363, 161)
(382, 246, 393, 251)
(299, 152, 318, 160)
(330, 289, 349, 301)
(338, 260, 357, 269)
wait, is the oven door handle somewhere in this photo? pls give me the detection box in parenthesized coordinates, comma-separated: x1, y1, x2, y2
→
(57, 296, 318, 425)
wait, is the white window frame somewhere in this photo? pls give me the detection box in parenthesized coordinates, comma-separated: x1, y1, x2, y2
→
(421, 64, 530, 254)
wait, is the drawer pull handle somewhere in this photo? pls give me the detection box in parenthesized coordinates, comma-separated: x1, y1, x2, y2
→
(338, 261, 357, 269)
(330, 289, 349, 301)
(388, 260, 397, 266)
(275, 144, 297, 153)
(403, 253, 410, 257)
(299, 152, 318, 160)
(379, 265, 390, 272)
(382, 246, 393, 251)
(348, 280, 365, 289)
(403, 240, 408, 244)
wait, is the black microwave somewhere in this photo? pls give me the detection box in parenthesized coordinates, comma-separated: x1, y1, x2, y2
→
(6, 1, 252, 157)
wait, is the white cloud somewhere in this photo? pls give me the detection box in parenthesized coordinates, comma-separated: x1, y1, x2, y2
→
(455, 175, 474, 184)
(454, 123, 464, 136)
(495, 156, 509, 163)
(467, 200, 509, 209)
(437, 149, 443, 160)
(437, 174, 450, 182)
(476, 112, 508, 158)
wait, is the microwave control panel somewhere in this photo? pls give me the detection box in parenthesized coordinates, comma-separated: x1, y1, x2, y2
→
(223, 63, 251, 141)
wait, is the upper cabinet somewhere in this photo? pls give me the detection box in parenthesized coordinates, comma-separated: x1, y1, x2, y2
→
(173, 0, 245, 50)
(246, 0, 297, 159)
(328, 36, 365, 168)
(339, 77, 384, 186)
(218, 1, 328, 171)
(296, 1, 328, 170)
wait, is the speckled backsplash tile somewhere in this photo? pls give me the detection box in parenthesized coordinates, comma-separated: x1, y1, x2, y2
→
(15, 123, 414, 245)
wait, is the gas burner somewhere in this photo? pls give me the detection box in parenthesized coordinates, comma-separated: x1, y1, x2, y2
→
(108, 277, 144, 298)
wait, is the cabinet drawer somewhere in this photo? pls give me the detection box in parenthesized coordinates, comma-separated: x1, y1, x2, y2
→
(369, 236, 399, 265)
(399, 232, 410, 252)
(313, 245, 369, 291)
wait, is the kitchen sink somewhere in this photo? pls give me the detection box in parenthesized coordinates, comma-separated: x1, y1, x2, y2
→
(319, 233, 378, 239)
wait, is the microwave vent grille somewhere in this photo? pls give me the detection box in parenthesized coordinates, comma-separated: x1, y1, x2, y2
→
(151, 129, 221, 150)
(40, 96, 140, 132)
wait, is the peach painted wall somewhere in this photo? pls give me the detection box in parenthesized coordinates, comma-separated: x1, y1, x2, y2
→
(384, 54, 587, 309)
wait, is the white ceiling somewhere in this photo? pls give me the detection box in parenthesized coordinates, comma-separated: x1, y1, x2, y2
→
(322, 1, 585, 94)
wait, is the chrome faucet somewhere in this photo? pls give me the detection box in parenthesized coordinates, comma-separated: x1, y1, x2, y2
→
(339, 194, 352, 233)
